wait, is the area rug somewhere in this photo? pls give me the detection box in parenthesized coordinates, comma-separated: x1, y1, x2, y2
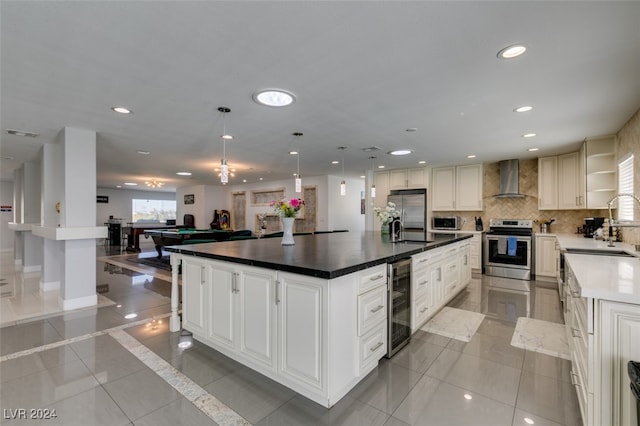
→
(127, 256, 172, 272)
(420, 307, 485, 342)
(511, 317, 570, 360)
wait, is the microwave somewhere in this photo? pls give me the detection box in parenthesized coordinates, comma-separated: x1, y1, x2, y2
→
(433, 216, 461, 230)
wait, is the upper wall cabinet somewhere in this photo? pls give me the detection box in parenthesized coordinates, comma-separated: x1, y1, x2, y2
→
(389, 167, 428, 190)
(538, 148, 586, 210)
(585, 135, 616, 209)
(373, 171, 391, 210)
(432, 164, 483, 211)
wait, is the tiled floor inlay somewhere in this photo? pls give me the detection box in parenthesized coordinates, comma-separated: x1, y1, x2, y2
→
(511, 317, 571, 360)
(110, 329, 251, 426)
(420, 306, 485, 342)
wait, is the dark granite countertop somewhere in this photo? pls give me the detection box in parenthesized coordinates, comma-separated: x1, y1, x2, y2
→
(165, 231, 473, 279)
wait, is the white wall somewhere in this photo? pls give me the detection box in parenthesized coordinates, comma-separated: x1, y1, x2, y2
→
(96, 187, 176, 225)
(0, 181, 15, 251)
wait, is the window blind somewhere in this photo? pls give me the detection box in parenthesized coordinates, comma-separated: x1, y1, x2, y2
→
(618, 155, 634, 221)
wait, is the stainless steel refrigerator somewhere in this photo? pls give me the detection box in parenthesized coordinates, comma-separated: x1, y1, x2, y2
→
(387, 189, 427, 240)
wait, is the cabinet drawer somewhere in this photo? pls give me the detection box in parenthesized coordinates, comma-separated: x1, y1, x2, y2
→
(358, 265, 387, 294)
(413, 293, 430, 331)
(413, 268, 429, 299)
(359, 321, 386, 372)
(358, 286, 387, 336)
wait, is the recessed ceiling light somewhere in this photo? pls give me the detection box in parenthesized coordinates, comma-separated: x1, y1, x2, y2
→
(378, 165, 385, 169)
(242, 179, 247, 183)
(124, 313, 138, 319)
(418, 160, 426, 164)
(252, 89, 296, 107)
(259, 177, 263, 181)
(522, 133, 537, 138)
(524, 418, 535, 425)
(111, 106, 132, 114)
(389, 149, 413, 156)
(176, 172, 192, 176)
(463, 394, 473, 400)
(497, 44, 527, 59)
(289, 151, 298, 155)
(137, 150, 150, 155)
(116, 185, 122, 188)
(332, 160, 340, 164)
(360, 175, 366, 179)
(514, 105, 534, 113)
(527, 147, 539, 152)
(467, 154, 477, 159)
(124, 182, 137, 186)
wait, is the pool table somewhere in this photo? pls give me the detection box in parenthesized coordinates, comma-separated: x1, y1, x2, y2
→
(144, 229, 232, 258)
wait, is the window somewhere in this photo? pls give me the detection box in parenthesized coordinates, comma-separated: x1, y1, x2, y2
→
(132, 199, 176, 223)
(617, 155, 634, 221)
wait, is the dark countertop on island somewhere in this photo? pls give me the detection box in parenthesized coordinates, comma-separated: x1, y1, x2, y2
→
(165, 231, 473, 279)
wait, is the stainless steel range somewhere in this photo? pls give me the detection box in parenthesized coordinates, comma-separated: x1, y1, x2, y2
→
(484, 219, 533, 280)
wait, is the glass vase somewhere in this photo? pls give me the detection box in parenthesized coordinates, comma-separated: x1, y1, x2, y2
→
(381, 223, 390, 235)
(281, 217, 295, 246)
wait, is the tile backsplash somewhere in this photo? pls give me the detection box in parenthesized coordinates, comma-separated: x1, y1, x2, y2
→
(435, 159, 609, 235)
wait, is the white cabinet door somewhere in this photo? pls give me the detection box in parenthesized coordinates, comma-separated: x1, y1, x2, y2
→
(278, 272, 326, 392)
(459, 243, 471, 285)
(389, 170, 408, 190)
(207, 261, 237, 350)
(407, 168, 427, 188)
(598, 300, 640, 426)
(470, 234, 483, 270)
(238, 267, 277, 371)
(538, 156, 558, 210)
(558, 151, 583, 209)
(535, 235, 558, 278)
(431, 166, 456, 211)
(181, 257, 208, 335)
(456, 164, 483, 211)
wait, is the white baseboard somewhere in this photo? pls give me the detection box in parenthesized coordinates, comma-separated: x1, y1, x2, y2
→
(40, 279, 60, 292)
(23, 264, 41, 273)
(59, 294, 97, 311)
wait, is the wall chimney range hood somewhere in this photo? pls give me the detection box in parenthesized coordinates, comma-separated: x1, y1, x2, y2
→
(494, 159, 525, 198)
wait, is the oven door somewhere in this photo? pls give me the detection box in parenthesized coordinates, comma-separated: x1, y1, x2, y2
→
(484, 234, 531, 270)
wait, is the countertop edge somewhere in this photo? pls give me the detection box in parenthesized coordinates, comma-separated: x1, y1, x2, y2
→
(166, 233, 473, 279)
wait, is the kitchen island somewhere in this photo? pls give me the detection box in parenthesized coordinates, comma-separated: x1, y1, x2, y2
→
(165, 231, 473, 407)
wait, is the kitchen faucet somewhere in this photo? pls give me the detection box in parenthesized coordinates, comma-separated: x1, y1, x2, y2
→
(606, 192, 640, 247)
(391, 219, 404, 243)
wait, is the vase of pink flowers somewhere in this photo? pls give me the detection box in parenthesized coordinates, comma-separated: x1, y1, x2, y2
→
(270, 198, 304, 246)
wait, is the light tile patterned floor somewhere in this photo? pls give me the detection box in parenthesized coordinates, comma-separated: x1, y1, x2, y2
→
(0, 246, 582, 426)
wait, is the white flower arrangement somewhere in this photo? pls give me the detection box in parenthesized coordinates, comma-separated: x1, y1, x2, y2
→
(373, 202, 401, 225)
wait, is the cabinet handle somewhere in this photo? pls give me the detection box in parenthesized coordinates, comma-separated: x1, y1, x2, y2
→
(570, 371, 581, 387)
(420, 307, 427, 313)
(370, 342, 384, 352)
(419, 280, 428, 286)
(275, 280, 281, 305)
(370, 274, 384, 281)
(571, 327, 581, 338)
(201, 266, 205, 284)
(419, 258, 428, 263)
(464, 255, 468, 266)
(571, 290, 580, 298)
(231, 272, 236, 293)
(370, 305, 384, 313)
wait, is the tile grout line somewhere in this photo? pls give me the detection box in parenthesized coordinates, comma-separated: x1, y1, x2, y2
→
(109, 329, 252, 426)
(0, 313, 172, 362)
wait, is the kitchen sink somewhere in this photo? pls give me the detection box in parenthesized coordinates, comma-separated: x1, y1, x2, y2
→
(564, 248, 636, 257)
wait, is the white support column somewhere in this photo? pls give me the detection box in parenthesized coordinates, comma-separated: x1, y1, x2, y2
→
(35, 127, 106, 310)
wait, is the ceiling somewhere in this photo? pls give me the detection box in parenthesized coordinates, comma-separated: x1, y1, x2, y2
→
(2, 1, 640, 193)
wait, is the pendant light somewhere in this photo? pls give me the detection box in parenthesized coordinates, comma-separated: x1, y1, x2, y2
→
(293, 132, 303, 193)
(369, 156, 376, 198)
(218, 107, 232, 184)
(338, 146, 347, 196)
